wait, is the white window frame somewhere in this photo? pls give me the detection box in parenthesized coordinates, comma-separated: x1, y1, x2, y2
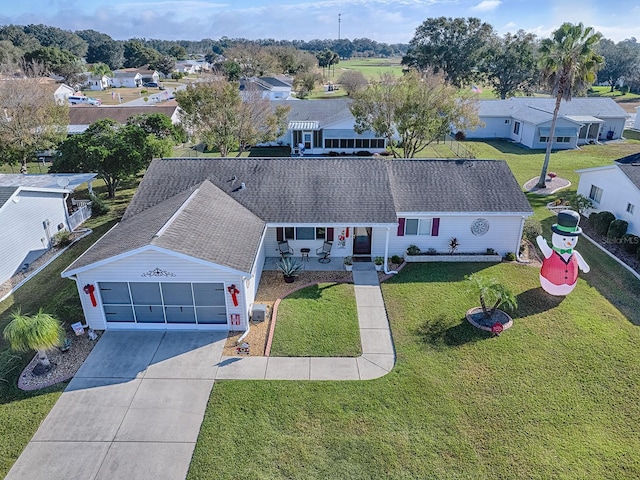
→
(405, 218, 433, 236)
(589, 185, 603, 203)
(627, 203, 635, 214)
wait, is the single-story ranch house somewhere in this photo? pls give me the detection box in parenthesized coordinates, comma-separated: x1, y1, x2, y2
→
(576, 152, 640, 235)
(275, 99, 388, 156)
(68, 105, 180, 134)
(466, 97, 628, 149)
(62, 157, 532, 333)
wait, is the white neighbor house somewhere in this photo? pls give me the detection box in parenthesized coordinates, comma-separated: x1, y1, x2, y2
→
(466, 97, 628, 149)
(0, 173, 96, 287)
(576, 153, 640, 235)
(62, 158, 532, 333)
(83, 73, 111, 91)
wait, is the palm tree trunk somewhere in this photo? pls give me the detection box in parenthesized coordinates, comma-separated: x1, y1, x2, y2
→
(536, 92, 563, 188)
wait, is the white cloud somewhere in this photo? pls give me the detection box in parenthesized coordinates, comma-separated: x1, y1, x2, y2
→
(471, 0, 501, 12)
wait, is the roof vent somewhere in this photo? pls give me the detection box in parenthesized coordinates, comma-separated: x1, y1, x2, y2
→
(632, 163, 640, 167)
(232, 182, 246, 192)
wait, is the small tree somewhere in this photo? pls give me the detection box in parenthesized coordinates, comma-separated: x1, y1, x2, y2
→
(466, 274, 517, 320)
(3, 309, 64, 368)
(567, 193, 593, 216)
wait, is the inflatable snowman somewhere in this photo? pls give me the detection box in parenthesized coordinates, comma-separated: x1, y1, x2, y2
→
(536, 210, 590, 296)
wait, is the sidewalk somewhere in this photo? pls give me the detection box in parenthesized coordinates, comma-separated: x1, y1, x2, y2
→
(216, 262, 395, 380)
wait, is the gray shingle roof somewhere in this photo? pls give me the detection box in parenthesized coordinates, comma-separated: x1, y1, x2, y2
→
(68, 157, 532, 273)
(66, 180, 265, 273)
(124, 157, 399, 224)
(69, 105, 178, 127)
(0, 186, 18, 208)
(277, 99, 354, 128)
(615, 152, 640, 190)
(387, 159, 532, 213)
(479, 97, 628, 124)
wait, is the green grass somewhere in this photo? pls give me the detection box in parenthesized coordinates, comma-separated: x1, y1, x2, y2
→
(171, 145, 292, 158)
(335, 58, 404, 80)
(624, 129, 640, 140)
(189, 262, 640, 479)
(270, 283, 361, 357)
(0, 177, 138, 478)
(588, 85, 640, 101)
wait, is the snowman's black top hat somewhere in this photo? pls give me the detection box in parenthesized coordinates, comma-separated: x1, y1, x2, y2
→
(552, 210, 582, 236)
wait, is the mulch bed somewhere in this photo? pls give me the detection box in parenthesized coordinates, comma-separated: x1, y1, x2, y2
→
(579, 215, 640, 275)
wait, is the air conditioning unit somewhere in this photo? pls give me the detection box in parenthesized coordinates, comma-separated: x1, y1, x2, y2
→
(251, 304, 267, 322)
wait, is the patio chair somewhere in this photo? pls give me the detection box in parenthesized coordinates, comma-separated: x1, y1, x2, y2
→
(316, 241, 333, 263)
(278, 240, 294, 258)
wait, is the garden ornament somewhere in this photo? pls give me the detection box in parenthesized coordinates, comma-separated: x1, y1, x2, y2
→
(536, 210, 590, 296)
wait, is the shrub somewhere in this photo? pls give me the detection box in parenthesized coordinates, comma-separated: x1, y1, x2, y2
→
(504, 252, 516, 261)
(594, 211, 615, 236)
(486, 248, 496, 255)
(621, 85, 630, 95)
(406, 245, 421, 256)
(391, 254, 402, 264)
(567, 193, 593, 216)
(522, 217, 542, 242)
(426, 248, 437, 255)
(588, 211, 600, 228)
(448, 237, 459, 254)
(52, 230, 72, 247)
(454, 131, 466, 141)
(621, 234, 640, 254)
(89, 193, 110, 216)
(607, 219, 628, 240)
(355, 150, 372, 156)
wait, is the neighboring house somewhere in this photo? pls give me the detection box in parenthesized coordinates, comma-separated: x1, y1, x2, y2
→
(111, 70, 143, 88)
(275, 99, 387, 155)
(67, 105, 180, 134)
(0, 173, 96, 287)
(61, 157, 532, 332)
(576, 152, 640, 235)
(466, 97, 629, 149)
(137, 68, 160, 84)
(634, 106, 640, 130)
(175, 61, 199, 74)
(241, 76, 293, 100)
(83, 73, 111, 91)
(36, 78, 75, 105)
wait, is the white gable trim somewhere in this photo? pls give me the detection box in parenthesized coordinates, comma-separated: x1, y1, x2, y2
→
(398, 211, 533, 217)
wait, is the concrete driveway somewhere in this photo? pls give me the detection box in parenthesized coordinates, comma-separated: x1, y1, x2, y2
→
(6, 331, 226, 480)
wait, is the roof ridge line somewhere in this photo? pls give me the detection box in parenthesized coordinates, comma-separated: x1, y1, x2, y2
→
(154, 186, 200, 238)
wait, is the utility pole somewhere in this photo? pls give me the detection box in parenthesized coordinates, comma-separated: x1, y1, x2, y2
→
(338, 13, 341, 40)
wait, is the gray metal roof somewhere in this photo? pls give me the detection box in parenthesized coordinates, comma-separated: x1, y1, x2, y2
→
(0, 173, 97, 190)
(387, 159, 533, 213)
(479, 97, 628, 124)
(615, 152, 640, 190)
(0, 186, 18, 208)
(65, 180, 265, 274)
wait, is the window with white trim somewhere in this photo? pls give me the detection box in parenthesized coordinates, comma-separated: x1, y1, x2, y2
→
(627, 203, 635, 214)
(513, 121, 520, 135)
(404, 218, 433, 236)
(589, 185, 603, 203)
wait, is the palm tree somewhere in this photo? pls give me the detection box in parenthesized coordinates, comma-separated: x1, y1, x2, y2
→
(536, 23, 603, 188)
(3, 309, 64, 367)
(466, 274, 517, 320)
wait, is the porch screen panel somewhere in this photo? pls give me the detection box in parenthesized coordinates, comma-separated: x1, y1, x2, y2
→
(104, 305, 134, 322)
(162, 283, 196, 324)
(314, 130, 323, 148)
(99, 282, 130, 304)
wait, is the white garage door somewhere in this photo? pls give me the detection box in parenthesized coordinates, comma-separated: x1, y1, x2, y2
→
(99, 282, 228, 329)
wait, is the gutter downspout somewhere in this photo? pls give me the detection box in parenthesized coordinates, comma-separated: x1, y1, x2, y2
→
(384, 227, 398, 275)
(237, 276, 251, 343)
(516, 215, 529, 263)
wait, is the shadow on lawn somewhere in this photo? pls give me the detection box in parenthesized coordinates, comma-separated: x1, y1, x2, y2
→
(416, 315, 490, 348)
(286, 282, 344, 300)
(513, 287, 565, 319)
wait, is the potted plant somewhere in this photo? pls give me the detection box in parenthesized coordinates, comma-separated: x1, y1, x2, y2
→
(374, 256, 384, 271)
(343, 256, 353, 271)
(276, 257, 303, 283)
(464, 274, 517, 334)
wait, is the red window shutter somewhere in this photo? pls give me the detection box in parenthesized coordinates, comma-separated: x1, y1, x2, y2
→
(327, 228, 334, 241)
(431, 218, 440, 236)
(276, 228, 283, 242)
(397, 218, 405, 236)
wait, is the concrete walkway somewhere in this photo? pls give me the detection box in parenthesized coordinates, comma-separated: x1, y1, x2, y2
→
(216, 262, 395, 380)
(6, 262, 395, 479)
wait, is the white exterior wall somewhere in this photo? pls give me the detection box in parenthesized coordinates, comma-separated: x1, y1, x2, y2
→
(0, 190, 68, 285)
(69, 249, 248, 331)
(466, 116, 512, 139)
(599, 118, 626, 140)
(577, 167, 640, 236)
(388, 214, 527, 256)
(635, 107, 640, 130)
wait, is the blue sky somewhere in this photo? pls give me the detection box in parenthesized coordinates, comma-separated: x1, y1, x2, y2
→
(1, 0, 638, 44)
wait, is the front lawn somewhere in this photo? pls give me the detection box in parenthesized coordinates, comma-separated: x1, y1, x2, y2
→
(189, 261, 640, 479)
(270, 282, 361, 357)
